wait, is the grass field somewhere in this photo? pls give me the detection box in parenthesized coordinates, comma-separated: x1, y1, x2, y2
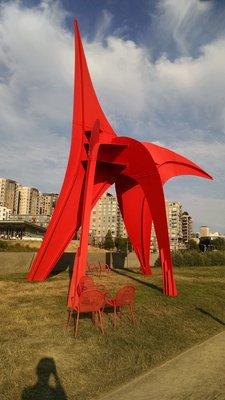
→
(1, 266, 225, 400)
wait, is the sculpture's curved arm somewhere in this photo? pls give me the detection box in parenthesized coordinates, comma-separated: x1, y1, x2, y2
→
(111, 136, 178, 296)
(143, 142, 212, 184)
(114, 139, 212, 278)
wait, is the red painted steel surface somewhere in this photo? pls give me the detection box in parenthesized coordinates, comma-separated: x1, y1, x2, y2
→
(27, 20, 212, 306)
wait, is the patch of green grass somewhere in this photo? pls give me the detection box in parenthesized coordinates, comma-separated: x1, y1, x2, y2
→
(0, 266, 225, 400)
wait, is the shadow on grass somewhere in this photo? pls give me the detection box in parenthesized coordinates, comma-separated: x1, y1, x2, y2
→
(21, 357, 68, 400)
(196, 307, 225, 326)
(112, 268, 162, 294)
(121, 267, 144, 276)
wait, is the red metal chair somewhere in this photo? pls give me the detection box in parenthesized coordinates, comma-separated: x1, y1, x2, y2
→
(98, 262, 111, 277)
(106, 285, 136, 326)
(87, 263, 100, 276)
(77, 275, 95, 296)
(77, 275, 107, 296)
(72, 289, 107, 337)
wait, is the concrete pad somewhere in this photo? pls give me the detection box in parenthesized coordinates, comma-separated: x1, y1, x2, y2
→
(100, 330, 225, 400)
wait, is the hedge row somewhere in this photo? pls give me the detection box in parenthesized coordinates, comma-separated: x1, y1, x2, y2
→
(155, 250, 225, 267)
(0, 241, 36, 252)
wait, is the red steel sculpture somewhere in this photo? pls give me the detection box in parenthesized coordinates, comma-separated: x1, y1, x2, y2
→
(28, 21, 212, 307)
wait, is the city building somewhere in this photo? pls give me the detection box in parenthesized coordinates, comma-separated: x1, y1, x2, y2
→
(1, 177, 198, 250)
(117, 210, 127, 238)
(166, 201, 183, 251)
(0, 206, 12, 221)
(0, 178, 18, 213)
(150, 201, 184, 252)
(210, 231, 225, 239)
(181, 211, 193, 244)
(9, 213, 51, 228)
(17, 186, 40, 216)
(200, 225, 210, 237)
(89, 192, 127, 244)
(39, 193, 58, 216)
(0, 220, 46, 240)
(0, 178, 59, 228)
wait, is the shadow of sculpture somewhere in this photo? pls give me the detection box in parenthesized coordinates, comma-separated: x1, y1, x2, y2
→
(50, 252, 75, 277)
(196, 307, 225, 326)
(112, 268, 162, 294)
(21, 357, 68, 400)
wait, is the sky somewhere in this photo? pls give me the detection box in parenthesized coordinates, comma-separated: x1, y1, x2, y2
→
(0, 0, 225, 232)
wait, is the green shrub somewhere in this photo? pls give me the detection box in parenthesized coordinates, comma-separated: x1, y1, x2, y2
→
(154, 250, 225, 267)
(203, 251, 225, 266)
(172, 251, 185, 267)
(0, 240, 37, 252)
(0, 241, 8, 251)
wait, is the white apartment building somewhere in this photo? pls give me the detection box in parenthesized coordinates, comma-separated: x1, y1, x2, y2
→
(39, 193, 58, 216)
(166, 201, 183, 250)
(151, 202, 184, 252)
(0, 206, 12, 221)
(200, 225, 210, 237)
(181, 211, 193, 243)
(0, 178, 18, 213)
(17, 186, 40, 216)
(89, 192, 127, 243)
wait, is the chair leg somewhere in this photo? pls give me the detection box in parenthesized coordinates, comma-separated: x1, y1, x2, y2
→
(92, 312, 97, 326)
(98, 310, 104, 334)
(74, 310, 80, 338)
(118, 307, 125, 319)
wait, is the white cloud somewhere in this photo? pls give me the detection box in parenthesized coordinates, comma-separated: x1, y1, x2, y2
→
(94, 9, 113, 42)
(156, 0, 212, 55)
(0, 1, 72, 190)
(173, 193, 225, 233)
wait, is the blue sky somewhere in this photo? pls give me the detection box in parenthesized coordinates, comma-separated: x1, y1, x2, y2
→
(0, 0, 225, 232)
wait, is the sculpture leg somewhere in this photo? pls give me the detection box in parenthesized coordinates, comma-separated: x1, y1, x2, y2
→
(68, 120, 101, 307)
(115, 177, 152, 275)
(138, 176, 177, 296)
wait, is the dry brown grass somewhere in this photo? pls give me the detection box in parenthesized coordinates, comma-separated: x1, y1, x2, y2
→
(1, 266, 225, 399)
(5, 239, 106, 253)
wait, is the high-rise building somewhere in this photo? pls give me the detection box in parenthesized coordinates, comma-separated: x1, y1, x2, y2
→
(39, 193, 58, 216)
(181, 211, 193, 244)
(89, 192, 127, 243)
(166, 201, 183, 251)
(150, 201, 183, 252)
(17, 186, 40, 216)
(117, 210, 127, 238)
(200, 225, 210, 237)
(0, 178, 18, 213)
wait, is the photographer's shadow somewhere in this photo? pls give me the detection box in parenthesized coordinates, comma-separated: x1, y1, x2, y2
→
(21, 357, 67, 400)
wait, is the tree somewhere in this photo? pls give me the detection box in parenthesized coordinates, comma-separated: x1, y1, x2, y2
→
(187, 239, 199, 251)
(212, 237, 225, 251)
(103, 230, 114, 250)
(115, 236, 132, 253)
(199, 236, 213, 252)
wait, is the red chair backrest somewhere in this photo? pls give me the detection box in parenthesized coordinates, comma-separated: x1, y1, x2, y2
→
(88, 263, 99, 273)
(99, 263, 110, 271)
(78, 289, 106, 312)
(115, 285, 136, 307)
(77, 276, 94, 296)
